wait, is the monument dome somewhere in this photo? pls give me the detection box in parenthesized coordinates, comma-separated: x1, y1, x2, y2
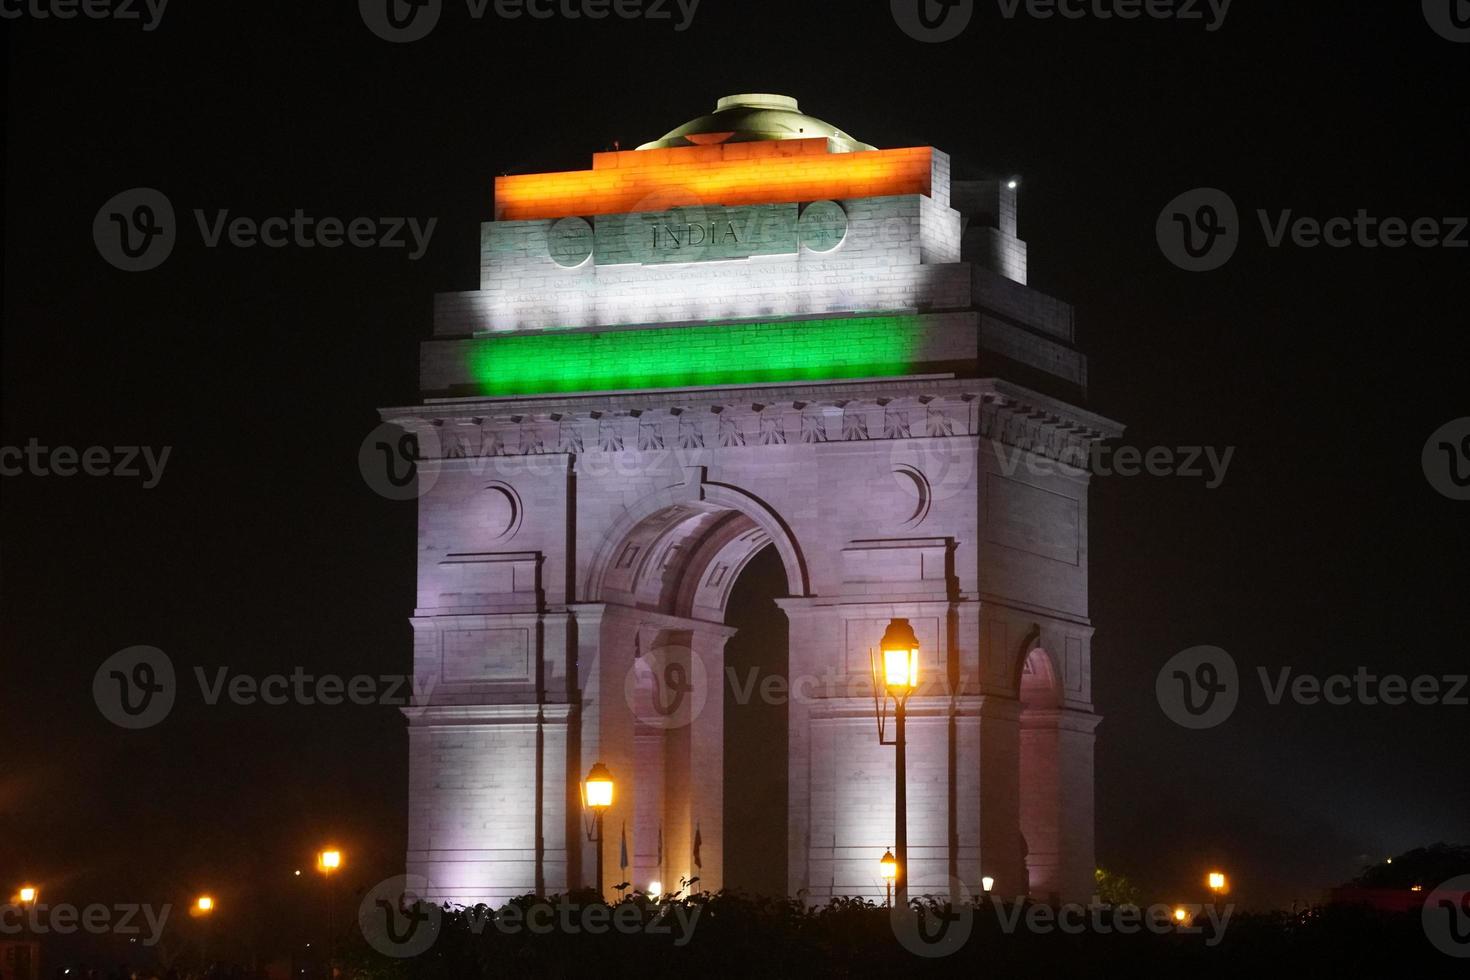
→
(637, 93, 876, 153)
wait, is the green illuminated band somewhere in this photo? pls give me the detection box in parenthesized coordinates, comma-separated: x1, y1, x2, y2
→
(466, 315, 923, 397)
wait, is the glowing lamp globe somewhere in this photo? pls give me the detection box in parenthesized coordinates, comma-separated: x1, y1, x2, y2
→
(880, 619, 920, 694)
(584, 762, 614, 810)
(879, 849, 897, 882)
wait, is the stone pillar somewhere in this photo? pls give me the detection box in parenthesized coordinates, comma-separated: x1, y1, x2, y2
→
(1020, 707, 1101, 905)
(975, 694, 1026, 899)
(775, 598, 823, 899)
(659, 622, 733, 894)
(568, 603, 643, 899)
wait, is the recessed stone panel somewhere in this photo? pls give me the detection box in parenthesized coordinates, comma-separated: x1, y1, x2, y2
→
(984, 474, 1080, 566)
(442, 628, 531, 684)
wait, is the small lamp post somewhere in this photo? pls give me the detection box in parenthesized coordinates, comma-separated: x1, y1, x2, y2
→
(194, 895, 214, 966)
(981, 875, 995, 895)
(879, 849, 897, 908)
(318, 848, 344, 974)
(1207, 871, 1227, 899)
(17, 886, 37, 907)
(583, 762, 615, 899)
(870, 618, 920, 908)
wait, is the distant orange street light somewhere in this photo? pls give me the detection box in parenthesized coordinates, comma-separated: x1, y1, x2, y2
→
(1207, 871, 1228, 896)
(18, 886, 37, 906)
(196, 895, 214, 913)
(317, 849, 343, 874)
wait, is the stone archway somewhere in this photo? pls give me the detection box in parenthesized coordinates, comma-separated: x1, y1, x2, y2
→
(573, 471, 806, 898)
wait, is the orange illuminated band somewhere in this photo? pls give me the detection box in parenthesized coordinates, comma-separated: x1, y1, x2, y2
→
(494, 138, 936, 222)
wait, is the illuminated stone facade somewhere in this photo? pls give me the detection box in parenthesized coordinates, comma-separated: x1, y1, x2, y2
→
(385, 95, 1121, 908)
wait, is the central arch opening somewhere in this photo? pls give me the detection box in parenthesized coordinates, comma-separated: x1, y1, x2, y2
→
(721, 543, 789, 897)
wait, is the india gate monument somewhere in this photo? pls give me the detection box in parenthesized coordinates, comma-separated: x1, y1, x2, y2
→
(382, 95, 1122, 909)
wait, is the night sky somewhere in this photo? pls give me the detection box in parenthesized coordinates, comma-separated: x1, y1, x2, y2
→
(3, 0, 1468, 958)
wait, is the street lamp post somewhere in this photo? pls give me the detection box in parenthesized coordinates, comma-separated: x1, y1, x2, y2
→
(879, 849, 897, 908)
(318, 848, 344, 975)
(582, 762, 614, 900)
(194, 896, 214, 966)
(870, 618, 920, 908)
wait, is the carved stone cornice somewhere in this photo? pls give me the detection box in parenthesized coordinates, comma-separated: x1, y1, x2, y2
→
(380, 377, 1123, 469)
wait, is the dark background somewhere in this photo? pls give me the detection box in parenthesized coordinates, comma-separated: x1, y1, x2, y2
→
(3, 0, 1467, 964)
